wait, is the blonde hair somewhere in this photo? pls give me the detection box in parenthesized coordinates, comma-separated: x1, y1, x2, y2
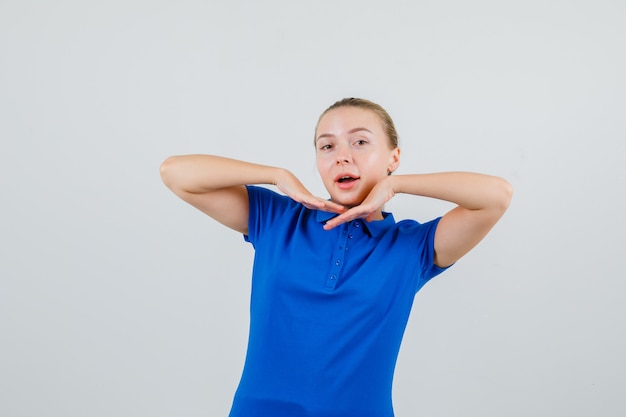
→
(314, 97, 399, 149)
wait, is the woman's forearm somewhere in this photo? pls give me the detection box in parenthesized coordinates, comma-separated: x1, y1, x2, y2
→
(160, 154, 286, 194)
(389, 172, 513, 212)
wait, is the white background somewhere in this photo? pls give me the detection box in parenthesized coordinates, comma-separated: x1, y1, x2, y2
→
(1, 1, 625, 416)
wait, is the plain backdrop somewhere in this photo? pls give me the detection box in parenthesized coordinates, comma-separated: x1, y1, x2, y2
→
(1, 1, 625, 416)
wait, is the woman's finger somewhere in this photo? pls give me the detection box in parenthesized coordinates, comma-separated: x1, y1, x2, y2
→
(320, 199, 346, 213)
(323, 207, 369, 230)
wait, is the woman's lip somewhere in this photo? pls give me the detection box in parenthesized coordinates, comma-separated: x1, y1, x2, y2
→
(336, 178, 359, 190)
(334, 172, 359, 182)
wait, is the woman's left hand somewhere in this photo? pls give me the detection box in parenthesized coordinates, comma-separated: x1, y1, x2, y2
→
(322, 177, 396, 230)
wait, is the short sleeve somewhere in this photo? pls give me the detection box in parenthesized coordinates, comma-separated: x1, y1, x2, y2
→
(244, 185, 295, 247)
(397, 216, 452, 293)
(419, 216, 451, 281)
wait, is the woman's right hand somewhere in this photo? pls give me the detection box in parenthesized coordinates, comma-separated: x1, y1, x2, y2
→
(275, 169, 346, 214)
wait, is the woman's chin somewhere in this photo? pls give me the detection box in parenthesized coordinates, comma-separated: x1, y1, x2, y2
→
(329, 195, 363, 208)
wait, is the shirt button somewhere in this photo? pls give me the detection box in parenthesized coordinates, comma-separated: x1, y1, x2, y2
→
(330, 275, 337, 280)
(335, 260, 341, 266)
(348, 234, 353, 239)
(354, 221, 361, 228)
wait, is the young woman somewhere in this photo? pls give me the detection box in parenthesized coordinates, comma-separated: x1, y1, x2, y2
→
(160, 98, 513, 417)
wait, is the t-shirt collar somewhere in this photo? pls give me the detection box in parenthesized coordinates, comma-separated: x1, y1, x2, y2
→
(315, 210, 396, 237)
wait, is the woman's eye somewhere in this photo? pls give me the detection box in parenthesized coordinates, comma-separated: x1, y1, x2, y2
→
(319, 144, 332, 150)
(355, 139, 368, 145)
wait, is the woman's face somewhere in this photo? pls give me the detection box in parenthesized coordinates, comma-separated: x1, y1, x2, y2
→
(315, 106, 400, 207)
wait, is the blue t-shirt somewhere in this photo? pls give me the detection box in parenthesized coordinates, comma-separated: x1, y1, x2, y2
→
(229, 186, 449, 417)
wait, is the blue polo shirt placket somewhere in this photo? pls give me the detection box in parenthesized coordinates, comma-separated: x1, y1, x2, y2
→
(325, 220, 364, 290)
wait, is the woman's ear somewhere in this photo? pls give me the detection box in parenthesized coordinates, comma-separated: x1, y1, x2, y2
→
(388, 147, 400, 175)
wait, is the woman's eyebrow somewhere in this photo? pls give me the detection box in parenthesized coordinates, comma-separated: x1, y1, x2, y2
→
(348, 127, 373, 135)
(316, 132, 335, 141)
(316, 127, 373, 141)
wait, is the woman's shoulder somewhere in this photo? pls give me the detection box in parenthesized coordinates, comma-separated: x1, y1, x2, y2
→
(246, 185, 302, 209)
(387, 216, 443, 244)
(393, 216, 442, 230)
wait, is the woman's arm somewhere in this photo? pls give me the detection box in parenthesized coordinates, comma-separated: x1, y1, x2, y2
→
(160, 154, 344, 234)
(394, 172, 513, 267)
(323, 172, 513, 267)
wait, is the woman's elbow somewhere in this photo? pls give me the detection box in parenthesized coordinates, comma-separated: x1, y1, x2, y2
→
(495, 177, 514, 213)
(160, 155, 183, 189)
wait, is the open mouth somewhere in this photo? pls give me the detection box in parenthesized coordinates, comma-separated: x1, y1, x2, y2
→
(337, 176, 358, 184)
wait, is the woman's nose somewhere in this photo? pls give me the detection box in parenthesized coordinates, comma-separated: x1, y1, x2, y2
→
(336, 155, 351, 165)
(336, 148, 352, 164)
